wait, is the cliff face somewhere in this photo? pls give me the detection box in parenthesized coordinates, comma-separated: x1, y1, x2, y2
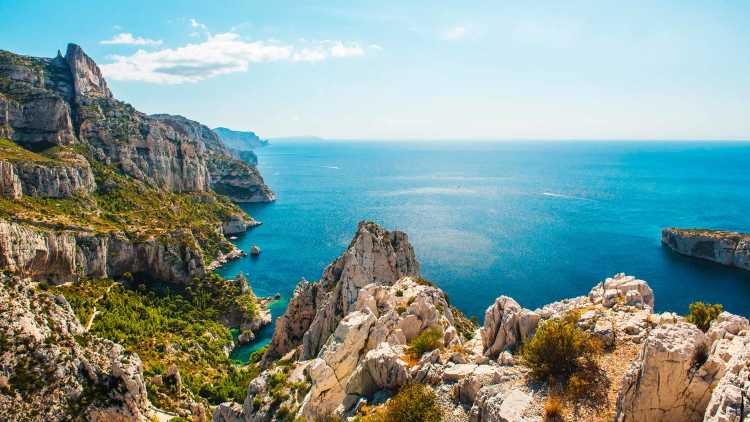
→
(662, 228, 750, 271)
(0, 274, 151, 421)
(0, 219, 204, 283)
(153, 114, 275, 202)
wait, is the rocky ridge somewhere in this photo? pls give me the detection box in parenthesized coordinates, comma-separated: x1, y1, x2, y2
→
(662, 228, 750, 271)
(213, 223, 750, 422)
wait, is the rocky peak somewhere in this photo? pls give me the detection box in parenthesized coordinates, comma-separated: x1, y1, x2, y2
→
(64, 43, 112, 99)
(264, 221, 420, 362)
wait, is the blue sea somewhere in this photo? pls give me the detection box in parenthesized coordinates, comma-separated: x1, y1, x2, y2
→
(218, 141, 750, 361)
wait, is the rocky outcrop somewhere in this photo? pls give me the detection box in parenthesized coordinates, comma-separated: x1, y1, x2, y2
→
(0, 150, 96, 198)
(703, 314, 750, 421)
(0, 219, 204, 284)
(221, 213, 260, 235)
(588, 272, 655, 309)
(615, 311, 750, 422)
(207, 156, 275, 202)
(480, 296, 539, 358)
(65, 43, 112, 99)
(615, 321, 718, 422)
(264, 221, 420, 362)
(153, 114, 275, 202)
(0, 274, 151, 421)
(662, 228, 750, 271)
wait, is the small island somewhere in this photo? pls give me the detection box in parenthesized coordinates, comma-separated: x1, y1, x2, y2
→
(662, 228, 750, 271)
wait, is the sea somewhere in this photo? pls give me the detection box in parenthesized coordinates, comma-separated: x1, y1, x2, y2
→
(217, 140, 750, 361)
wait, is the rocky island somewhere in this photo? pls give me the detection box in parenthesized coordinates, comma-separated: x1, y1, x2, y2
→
(662, 228, 750, 271)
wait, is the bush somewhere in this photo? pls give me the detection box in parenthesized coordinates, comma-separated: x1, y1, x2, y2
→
(382, 383, 441, 422)
(687, 301, 723, 332)
(543, 396, 564, 422)
(407, 326, 443, 359)
(395, 290, 403, 297)
(522, 314, 601, 381)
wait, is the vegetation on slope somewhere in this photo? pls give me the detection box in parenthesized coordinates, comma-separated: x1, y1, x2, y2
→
(354, 383, 442, 422)
(0, 140, 247, 262)
(687, 301, 723, 332)
(52, 274, 261, 411)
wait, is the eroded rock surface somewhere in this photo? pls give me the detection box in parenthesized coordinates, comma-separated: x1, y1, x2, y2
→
(264, 221, 420, 362)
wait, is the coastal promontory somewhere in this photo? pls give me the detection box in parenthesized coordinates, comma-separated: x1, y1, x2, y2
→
(662, 228, 750, 271)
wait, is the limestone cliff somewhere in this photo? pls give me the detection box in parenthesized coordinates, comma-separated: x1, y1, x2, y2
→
(152, 114, 275, 202)
(0, 218, 204, 284)
(662, 228, 750, 271)
(0, 274, 151, 421)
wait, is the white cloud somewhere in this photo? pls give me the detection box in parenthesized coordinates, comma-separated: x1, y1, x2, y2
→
(100, 33, 163, 46)
(100, 33, 371, 84)
(292, 41, 365, 62)
(441, 26, 467, 41)
(190, 18, 208, 30)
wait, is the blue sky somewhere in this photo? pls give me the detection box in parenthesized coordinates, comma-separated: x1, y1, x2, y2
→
(2, 0, 749, 140)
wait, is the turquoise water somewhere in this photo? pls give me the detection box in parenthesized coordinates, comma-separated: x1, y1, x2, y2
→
(219, 141, 750, 359)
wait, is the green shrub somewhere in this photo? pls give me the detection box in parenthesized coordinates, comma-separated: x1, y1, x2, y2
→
(407, 326, 443, 359)
(382, 383, 441, 422)
(687, 301, 723, 332)
(395, 290, 403, 297)
(522, 314, 601, 381)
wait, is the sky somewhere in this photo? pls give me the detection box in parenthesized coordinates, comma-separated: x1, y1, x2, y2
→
(2, 0, 749, 140)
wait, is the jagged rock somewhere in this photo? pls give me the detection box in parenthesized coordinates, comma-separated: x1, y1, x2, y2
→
(706, 311, 750, 344)
(0, 274, 150, 421)
(615, 321, 720, 422)
(703, 333, 750, 422)
(65, 43, 112, 98)
(662, 228, 750, 271)
(362, 343, 410, 390)
(458, 365, 507, 404)
(264, 221, 420, 361)
(301, 310, 376, 419)
(251, 245, 261, 256)
(212, 402, 245, 422)
(588, 273, 654, 309)
(0, 49, 76, 147)
(480, 296, 539, 358)
(469, 386, 533, 422)
(0, 218, 204, 283)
